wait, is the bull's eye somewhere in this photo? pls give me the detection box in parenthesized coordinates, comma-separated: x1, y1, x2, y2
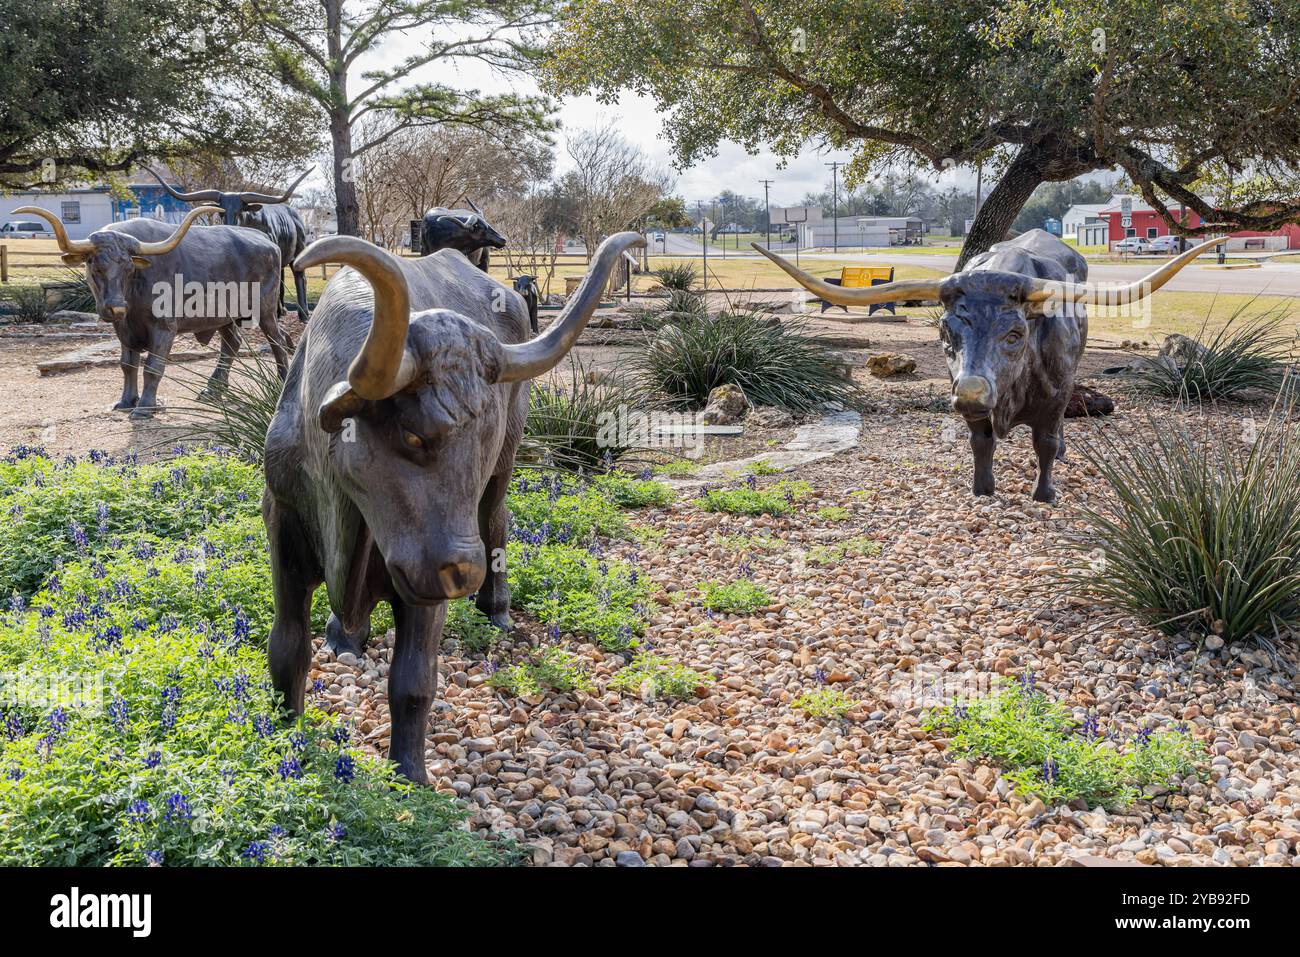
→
(1004, 331, 1022, 345)
(401, 429, 423, 449)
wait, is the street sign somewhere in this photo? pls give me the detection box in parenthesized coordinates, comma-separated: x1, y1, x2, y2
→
(697, 218, 714, 233)
(1120, 197, 1132, 229)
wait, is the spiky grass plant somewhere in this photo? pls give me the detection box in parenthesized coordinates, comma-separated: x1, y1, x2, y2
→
(2, 284, 48, 322)
(654, 262, 698, 292)
(632, 309, 863, 413)
(1054, 394, 1300, 645)
(521, 358, 647, 474)
(1121, 307, 1292, 401)
(160, 348, 285, 460)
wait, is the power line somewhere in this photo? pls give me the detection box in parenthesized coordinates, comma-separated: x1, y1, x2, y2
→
(759, 178, 774, 245)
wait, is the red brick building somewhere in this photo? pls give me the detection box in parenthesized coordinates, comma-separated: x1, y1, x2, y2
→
(1098, 200, 1299, 250)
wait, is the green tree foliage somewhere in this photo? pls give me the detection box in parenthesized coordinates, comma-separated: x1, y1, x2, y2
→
(1012, 179, 1116, 232)
(545, 0, 1300, 266)
(231, 0, 559, 235)
(0, 0, 317, 185)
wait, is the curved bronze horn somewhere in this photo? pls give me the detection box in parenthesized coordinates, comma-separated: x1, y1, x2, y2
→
(751, 242, 944, 305)
(134, 206, 224, 256)
(1026, 235, 1225, 305)
(238, 167, 313, 206)
(144, 167, 222, 204)
(12, 206, 93, 254)
(294, 236, 416, 400)
(496, 232, 647, 383)
(463, 197, 484, 215)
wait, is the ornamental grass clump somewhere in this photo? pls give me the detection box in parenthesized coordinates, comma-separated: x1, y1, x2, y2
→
(522, 359, 646, 474)
(1120, 308, 1291, 402)
(924, 675, 1202, 809)
(632, 309, 863, 413)
(1054, 397, 1300, 646)
(162, 350, 286, 460)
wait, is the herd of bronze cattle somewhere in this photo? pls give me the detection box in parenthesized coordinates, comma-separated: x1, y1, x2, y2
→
(13, 179, 1216, 781)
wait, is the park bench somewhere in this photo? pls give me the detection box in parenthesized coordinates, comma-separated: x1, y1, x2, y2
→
(818, 266, 897, 315)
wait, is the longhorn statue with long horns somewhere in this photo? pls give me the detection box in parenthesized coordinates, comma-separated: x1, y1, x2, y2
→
(148, 167, 313, 321)
(755, 229, 1223, 502)
(262, 230, 646, 783)
(14, 205, 289, 418)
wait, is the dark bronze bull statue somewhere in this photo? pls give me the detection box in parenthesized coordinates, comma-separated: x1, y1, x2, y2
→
(262, 230, 645, 782)
(147, 168, 312, 322)
(419, 199, 506, 272)
(16, 205, 288, 417)
(756, 230, 1221, 502)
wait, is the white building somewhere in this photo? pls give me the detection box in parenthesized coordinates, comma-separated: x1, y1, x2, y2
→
(804, 215, 923, 249)
(0, 187, 115, 240)
(1061, 194, 1139, 238)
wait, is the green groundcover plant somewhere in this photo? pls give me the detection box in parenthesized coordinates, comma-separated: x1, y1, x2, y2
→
(924, 675, 1203, 809)
(0, 448, 674, 864)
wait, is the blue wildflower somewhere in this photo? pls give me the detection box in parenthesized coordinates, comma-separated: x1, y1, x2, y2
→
(163, 791, 193, 822)
(278, 756, 303, 780)
(334, 754, 356, 783)
(127, 799, 150, 824)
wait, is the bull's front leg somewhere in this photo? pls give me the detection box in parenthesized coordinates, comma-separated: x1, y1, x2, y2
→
(967, 417, 996, 496)
(265, 497, 318, 716)
(202, 325, 241, 397)
(293, 268, 310, 322)
(388, 598, 445, 784)
(1032, 423, 1061, 504)
(130, 331, 176, 419)
(114, 344, 140, 411)
(475, 474, 512, 631)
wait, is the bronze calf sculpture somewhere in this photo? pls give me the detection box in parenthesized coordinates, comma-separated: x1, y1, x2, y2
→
(262, 231, 645, 782)
(756, 231, 1221, 502)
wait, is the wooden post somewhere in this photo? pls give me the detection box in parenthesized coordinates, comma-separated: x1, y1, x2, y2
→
(1, 244, 8, 283)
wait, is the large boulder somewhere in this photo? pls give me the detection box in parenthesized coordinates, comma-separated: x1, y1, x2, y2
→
(700, 383, 751, 425)
(748, 405, 795, 429)
(866, 352, 917, 378)
(1065, 384, 1116, 418)
(1159, 333, 1209, 367)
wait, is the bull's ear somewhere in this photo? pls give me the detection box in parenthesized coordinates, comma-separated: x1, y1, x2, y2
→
(61, 253, 88, 266)
(244, 204, 263, 213)
(131, 256, 151, 268)
(318, 381, 369, 433)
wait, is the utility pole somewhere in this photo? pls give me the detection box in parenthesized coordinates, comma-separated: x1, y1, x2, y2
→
(825, 161, 842, 251)
(759, 178, 774, 244)
(697, 200, 708, 290)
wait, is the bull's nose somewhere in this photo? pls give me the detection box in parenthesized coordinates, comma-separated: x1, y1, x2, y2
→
(953, 375, 992, 406)
(436, 560, 483, 599)
(106, 305, 127, 321)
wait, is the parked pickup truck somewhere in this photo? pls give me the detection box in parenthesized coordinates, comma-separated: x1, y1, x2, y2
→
(0, 219, 52, 239)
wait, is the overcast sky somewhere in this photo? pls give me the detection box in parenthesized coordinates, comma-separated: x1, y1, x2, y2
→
(333, 21, 984, 208)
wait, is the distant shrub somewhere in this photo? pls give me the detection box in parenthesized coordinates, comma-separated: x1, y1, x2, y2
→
(487, 647, 593, 696)
(2, 285, 48, 322)
(655, 262, 698, 292)
(924, 676, 1202, 808)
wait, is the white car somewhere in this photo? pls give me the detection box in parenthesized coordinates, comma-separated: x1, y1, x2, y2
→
(0, 219, 52, 239)
(1147, 235, 1185, 253)
(1113, 236, 1152, 254)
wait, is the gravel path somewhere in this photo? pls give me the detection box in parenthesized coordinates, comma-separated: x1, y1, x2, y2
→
(309, 399, 1300, 867)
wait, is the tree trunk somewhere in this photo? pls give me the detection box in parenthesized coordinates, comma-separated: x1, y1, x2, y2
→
(955, 146, 1048, 270)
(331, 109, 358, 237)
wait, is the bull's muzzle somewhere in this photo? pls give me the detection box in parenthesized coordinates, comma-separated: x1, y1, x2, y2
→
(104, 305, 127, 322)
(387, 542, 486, 605)
(952, 375, 995, 416)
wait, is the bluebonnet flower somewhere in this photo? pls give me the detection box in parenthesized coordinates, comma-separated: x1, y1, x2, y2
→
(130, 616, 148, 632)
(91, 624, 123, 652)
(193, 568, 207, 591)
(232, 609, 251, 644)
(547, 622, 562, 642)
(45, 573, 61, 595)
(746, 474, 758, 490)
(67, 520, 89, 552)
(1079, 710, 1101, 741)
(334, 754, 356, 783)
(638, 468, 652, 481)
(324, 822, 345, 842)
(108, 695, 129, 732)
(144, 849, 164, 867)
(96, 501, 110, 535)
(330, 725, 350, 746)
(952, 703, 970, 722)
(254, 714, 274, 737)
(39, 604, 54, 618)
(269, 824, 287, 839)
(169, 467, 187, 487)
(36, 733, 56, 758)
(4, 714, 24, 741)
(135, 540, 155, 561)
(242, 841, 269, 863)
(88, 449, 108, 465)
(221, 768, 237, 785)
(157, 614, 179, 634)
(1134, 728, 1153, 749)
(278, 756, 303, 780)
(127, 799, 150, 824)
(813, 668, 828, 686)
(288, 731, 308, 752)
(7, 593, 24, 615)
(225, 707, 247, 726)
(5, 768, 23, 781)
(144, 750, 162, 769)
(163, 791, 193, 822)
(311, 678, 325, 694)
(1019, 667, 1036, 695)
(48, 707, 69, 736)
(1041, 757, 1059, 784)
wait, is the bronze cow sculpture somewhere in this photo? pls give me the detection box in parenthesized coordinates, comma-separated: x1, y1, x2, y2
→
(262, 231, 645, 782)
(756, 230, 1222, 502)
(16, 205, 288, 417)
(148, 168, 312, 321)
(419, 199, 506, 272)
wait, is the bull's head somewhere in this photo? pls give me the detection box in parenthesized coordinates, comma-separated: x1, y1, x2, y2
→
(146, 167, 311, 225)
(14, 206, 221, 321)
(423, 199, 507, 253)
(751, 236, 1225, 418)
(293, 230, 645, 604)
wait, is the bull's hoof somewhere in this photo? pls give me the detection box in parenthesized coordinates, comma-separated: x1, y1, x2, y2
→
(1033, 485, 1057, 504)
(487, 611, 513, 632)
(112, 398, 138, 412)
(128, 404, 160, 420)
(324, 613, 369, 656)
(972, 480, 995, 497)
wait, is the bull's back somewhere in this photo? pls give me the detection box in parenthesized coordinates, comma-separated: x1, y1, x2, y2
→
(967, 229, 1088, 283)
(108, 220, 280, 284)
